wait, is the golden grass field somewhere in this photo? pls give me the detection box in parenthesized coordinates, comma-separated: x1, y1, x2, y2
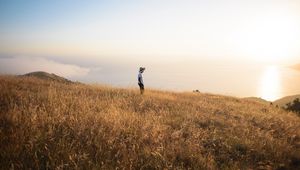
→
(0, 75, 300, 169)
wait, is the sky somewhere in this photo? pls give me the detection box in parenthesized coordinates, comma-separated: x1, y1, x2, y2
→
(1, 0, 300, 99)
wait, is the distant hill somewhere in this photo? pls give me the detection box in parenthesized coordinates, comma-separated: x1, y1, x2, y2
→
(22, 71, 73, 83)
(274, 94, 300, 108)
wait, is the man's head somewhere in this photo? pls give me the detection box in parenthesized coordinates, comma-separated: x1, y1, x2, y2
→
(139, 67, 145, 73)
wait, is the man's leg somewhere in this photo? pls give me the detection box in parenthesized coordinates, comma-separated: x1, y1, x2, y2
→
(138, 83, 143, 94)
(140, 84, 144, 95)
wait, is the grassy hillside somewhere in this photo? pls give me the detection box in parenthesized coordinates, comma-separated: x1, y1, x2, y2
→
(0, 76, 300, 169)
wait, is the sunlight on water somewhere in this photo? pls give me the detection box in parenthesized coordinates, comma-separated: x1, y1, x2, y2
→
(259, 66, 281, 101)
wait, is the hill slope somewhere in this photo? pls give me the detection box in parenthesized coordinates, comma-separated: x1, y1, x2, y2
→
(274, 94, 300, 108)
(243, 97, 270, 104)
(0, 76, 299, 169)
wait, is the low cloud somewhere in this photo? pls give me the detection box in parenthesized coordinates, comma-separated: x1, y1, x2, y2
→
(291, 63, 300, 71)
(0, 56, 90, 78)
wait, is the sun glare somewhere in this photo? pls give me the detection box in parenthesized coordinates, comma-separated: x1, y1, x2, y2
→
(259, 66, 281, 101)
(234, 11, 298, 63)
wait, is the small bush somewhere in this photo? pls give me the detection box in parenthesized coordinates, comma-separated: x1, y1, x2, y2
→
(286, 98, 300, 116)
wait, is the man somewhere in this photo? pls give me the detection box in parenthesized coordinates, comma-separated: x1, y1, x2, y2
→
(138, 67, 145, 95)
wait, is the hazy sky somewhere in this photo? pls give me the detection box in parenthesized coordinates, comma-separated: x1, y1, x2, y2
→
(1, 0, 300, 98)
(1, 0, 300, 62)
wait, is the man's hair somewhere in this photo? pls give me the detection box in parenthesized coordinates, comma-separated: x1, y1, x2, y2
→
(139, 67, 145, 72)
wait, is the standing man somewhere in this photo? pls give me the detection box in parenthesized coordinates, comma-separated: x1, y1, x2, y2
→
(138, 67, 145, 95)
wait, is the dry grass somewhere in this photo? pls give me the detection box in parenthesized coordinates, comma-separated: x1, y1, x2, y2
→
(0, 75, 300, 170)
